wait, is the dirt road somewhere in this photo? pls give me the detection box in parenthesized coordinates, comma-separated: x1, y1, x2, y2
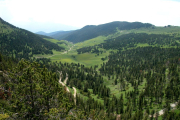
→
(61, 45, 74, 54)
(58, 71, 70, 92)
(63, 73, 68, 84)
(73, 87, 77, 105)
(58, 71, 77, 104)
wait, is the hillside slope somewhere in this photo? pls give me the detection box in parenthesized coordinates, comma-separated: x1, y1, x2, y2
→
(0, 17, 64, 59)
(50, 21, 153, 43)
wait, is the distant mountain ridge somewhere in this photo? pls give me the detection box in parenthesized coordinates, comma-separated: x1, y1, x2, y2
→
(36, 30, 67, 36)
(36, 30, 74, 40)
(36, 31, 47, 35)
(41, 21, 154, 43)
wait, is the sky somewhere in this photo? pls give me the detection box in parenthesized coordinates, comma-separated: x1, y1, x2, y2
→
(0, 0, 180, 33)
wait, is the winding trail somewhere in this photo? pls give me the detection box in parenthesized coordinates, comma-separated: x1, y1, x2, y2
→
(58, 71, 77, 104)
(58, 71, 62, 82)
(61, 45, 73, 54)
(58, 71, 70, 92)
(63, 73, 68, 84)
(73, 87, 76, 104)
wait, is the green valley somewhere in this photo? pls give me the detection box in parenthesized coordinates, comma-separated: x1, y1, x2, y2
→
(1, 18, 180, 120)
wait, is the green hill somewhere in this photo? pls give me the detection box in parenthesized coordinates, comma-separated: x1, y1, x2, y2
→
(50, 21, 153, 43)
(0, 17, 65, 59)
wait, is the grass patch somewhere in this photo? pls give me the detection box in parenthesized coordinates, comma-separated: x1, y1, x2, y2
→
(74, 36, 107, 49)
(34, 48, 110, 68)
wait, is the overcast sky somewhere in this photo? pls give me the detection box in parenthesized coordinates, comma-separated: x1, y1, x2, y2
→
(0, 0, 180, 33)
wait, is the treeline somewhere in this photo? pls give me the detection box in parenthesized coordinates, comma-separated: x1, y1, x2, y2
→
(100, 47, 180, 75)
(99, 33, 179, 50)
(77, 46, 104, 54)
(76, 33, 179, 54)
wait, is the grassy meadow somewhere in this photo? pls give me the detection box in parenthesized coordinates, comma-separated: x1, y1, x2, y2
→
(34, 36, 110, 67)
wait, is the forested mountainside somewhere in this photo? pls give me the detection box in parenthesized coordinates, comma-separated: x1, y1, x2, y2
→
(46, 21, 153, 43)
(0, 18, 64, 59)
(76, 33, 180, 54)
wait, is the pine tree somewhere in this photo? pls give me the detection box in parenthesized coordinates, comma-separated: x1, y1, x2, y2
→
(9, 59, 73, 119)
(115, 79, 117, 85)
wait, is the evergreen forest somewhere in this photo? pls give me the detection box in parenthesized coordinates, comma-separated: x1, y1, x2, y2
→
(1, 17, 180, 120)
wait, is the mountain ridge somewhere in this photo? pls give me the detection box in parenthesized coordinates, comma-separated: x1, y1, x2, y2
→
(42, 21, 154, 43)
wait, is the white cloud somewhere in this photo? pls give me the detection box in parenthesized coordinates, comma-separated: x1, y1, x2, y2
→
(0, 0, 180, 32)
